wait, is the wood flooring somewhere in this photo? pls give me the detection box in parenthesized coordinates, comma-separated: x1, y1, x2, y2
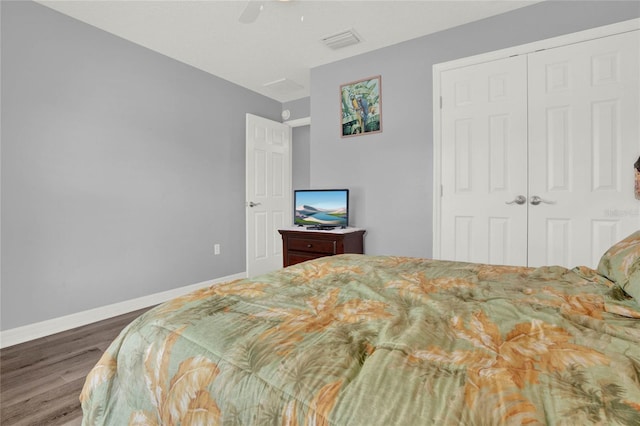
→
(0, 308, 152, 426)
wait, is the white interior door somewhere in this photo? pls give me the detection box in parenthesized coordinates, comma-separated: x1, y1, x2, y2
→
(439, 56, 529, 266)
(246, 113, 291, 277)
(527, 30, 640, 268)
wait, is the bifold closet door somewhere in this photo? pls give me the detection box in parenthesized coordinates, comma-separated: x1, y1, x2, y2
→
(439, 56, 528, 266)
(527, 31, 640, 268)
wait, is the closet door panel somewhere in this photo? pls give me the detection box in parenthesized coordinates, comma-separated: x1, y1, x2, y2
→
(439, 56, 528, 266)
(528, 31, 640, 268)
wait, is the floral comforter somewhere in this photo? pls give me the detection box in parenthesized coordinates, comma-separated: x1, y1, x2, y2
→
(81, 254, 640, 425)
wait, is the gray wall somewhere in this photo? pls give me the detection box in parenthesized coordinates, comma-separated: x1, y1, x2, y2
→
(291, 126, 311, 191)
(283, 98, 311, 190)
(310, 1, 640, 258)
(1, 1, 281, 330)
(283, 97, 310, 122)
(3, 1, 638, 331)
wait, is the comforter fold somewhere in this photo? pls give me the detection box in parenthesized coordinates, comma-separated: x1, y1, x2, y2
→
(81, 255, 640, 425)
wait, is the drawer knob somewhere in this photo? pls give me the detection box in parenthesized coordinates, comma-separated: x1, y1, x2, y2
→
(307, 244, 313, 248)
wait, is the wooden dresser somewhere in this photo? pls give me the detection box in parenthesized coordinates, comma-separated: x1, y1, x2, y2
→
(278, 228, 366, 267)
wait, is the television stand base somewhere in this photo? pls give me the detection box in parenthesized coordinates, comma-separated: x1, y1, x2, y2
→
(279, 228, 366, 267)
(306, 225, 337, 231)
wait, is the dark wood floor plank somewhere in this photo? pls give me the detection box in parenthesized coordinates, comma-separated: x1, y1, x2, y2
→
(0, 370, 67, 407)
(1, 377, 85, 426)
(2, 347, 102, 383)
(0, 307, 153, 426)
(2, 334, 108, 373)
(1, 308, 149, 371)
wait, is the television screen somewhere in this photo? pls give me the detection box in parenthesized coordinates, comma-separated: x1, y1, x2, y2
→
(294, 189, 349, 228)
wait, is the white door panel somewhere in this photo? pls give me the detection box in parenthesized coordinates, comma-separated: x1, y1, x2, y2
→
(527, 31, 640, 268)
(440, 56, 529, 266)
(246, 114, 291, 277)
(438, 27, 639, 269)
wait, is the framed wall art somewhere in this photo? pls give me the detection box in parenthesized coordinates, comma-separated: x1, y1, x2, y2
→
(340, 75, 382, 138)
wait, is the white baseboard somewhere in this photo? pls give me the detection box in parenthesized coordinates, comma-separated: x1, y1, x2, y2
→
(0, 272, 247, 349)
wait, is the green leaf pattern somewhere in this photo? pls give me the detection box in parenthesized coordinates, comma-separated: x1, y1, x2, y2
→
(81, 254, 640, 425)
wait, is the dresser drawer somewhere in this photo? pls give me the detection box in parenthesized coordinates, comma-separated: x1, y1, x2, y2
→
(288, 237, 337, 255)
(278, 228, 366, 268)
(286, 252, 325, 266)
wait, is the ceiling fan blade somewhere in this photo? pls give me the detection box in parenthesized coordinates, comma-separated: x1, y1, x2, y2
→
(239, 0, 263, 24)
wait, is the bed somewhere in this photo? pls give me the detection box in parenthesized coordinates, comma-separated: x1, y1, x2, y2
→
(81, 231, 640, 425)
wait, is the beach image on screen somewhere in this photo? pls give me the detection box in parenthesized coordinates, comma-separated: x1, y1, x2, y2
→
(295, 191, 347, 226)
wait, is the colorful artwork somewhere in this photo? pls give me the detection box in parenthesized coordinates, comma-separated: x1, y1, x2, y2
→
(340, 76, 381, 137)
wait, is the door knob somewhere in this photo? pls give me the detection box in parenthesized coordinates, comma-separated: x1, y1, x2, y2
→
(506, 195, 527, 205)
(530, 195, 555, 206)
(248, 201, 261, 207)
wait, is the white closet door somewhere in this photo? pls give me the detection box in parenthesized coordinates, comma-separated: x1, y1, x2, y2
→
(528, 31, 640, 268)
(440, 56, 529, 266)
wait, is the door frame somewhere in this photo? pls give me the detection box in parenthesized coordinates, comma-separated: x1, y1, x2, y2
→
(432, 18, 640, 259)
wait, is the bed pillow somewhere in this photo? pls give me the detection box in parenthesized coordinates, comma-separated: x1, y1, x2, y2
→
(597, 230, 640, 301)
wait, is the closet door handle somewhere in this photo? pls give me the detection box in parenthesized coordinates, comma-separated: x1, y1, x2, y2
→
(530, 195, 556, 206)
(506, 195, 527, 205)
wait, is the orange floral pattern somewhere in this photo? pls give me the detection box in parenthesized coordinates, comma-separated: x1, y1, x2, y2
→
(81, 254, 640, 425)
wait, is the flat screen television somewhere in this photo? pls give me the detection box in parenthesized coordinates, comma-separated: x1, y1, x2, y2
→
(294, 189, 349, 229)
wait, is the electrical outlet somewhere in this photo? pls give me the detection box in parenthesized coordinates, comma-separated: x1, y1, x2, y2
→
(214, 244, 221, 255)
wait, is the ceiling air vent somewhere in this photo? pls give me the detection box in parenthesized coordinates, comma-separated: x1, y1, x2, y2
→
(263, 78, 304, 94)
(321, 28, 361, 50)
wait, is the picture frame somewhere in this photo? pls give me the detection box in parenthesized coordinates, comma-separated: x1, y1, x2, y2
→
(340, 75, 382, 138)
